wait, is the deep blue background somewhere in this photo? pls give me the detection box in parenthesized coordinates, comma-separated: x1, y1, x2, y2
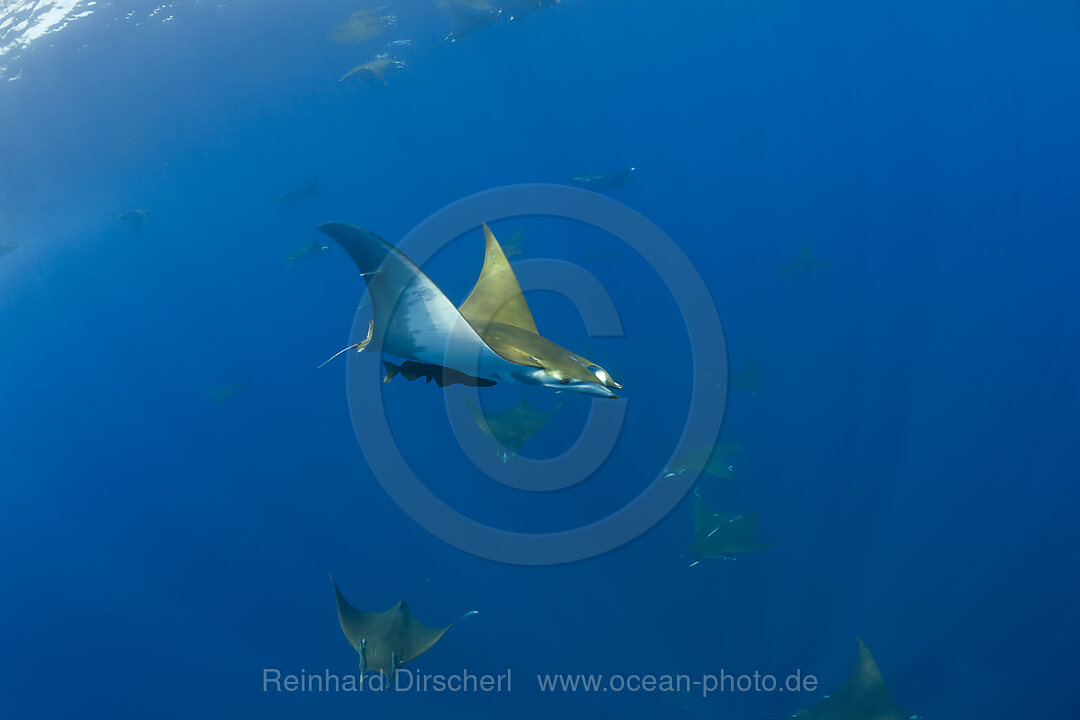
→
(1, 1, 1078, 718)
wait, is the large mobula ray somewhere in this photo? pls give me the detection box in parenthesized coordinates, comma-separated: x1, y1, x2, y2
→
(790, 638, 922, 720)
(318, 222, 621, 397)
(331, 576, 477, 688)
(686, 489, 775, 565)
(465, 397, 563, 462)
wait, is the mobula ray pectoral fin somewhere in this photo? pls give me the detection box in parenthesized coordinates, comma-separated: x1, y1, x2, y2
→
(458, 223, 539, 337)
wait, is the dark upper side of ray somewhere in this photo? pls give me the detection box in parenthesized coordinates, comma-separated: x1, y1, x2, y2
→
(458, 224, 539, 337)
(478, 322, 556, 369)
(465, 398, 561, 451)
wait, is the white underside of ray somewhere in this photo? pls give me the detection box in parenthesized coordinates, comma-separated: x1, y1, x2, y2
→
(320, 222, 528, 383)
(376, 267, 524, 381)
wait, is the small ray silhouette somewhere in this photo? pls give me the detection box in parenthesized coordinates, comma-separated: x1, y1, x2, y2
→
(465, 397, 563, 462)
(686, 489, 775, 565)
(284, 236, 329, 265)
(340, 56, 407, 85)
(118, 209, 152, 234)
(569, 167, 636, 191)
(443, 1, 503, 43)
(505, 0, 563, 21)
(203, 381, 241, 404)
(729, 354, 760, 396)
(0, 242, 18, 258)
(791, 638, 922, 720)
(663, 441, 741, 479)
(778, 241, 829, 277)
(502, 227, 525, 258)
(331, 575, 478, 689)
(437, 0, 499, 8)
(275, 176, 319, 207)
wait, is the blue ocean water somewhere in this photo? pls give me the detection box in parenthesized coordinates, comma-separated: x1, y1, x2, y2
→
(1, 1, 1078, 718)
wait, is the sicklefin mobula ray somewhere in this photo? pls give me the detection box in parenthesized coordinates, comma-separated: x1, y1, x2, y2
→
(686, 489, 777, 565)
(465, 397, 564, 462)
(790, 638, 922, 720)
(318, 222, 622, 397)
(331, 575, 477, 689)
